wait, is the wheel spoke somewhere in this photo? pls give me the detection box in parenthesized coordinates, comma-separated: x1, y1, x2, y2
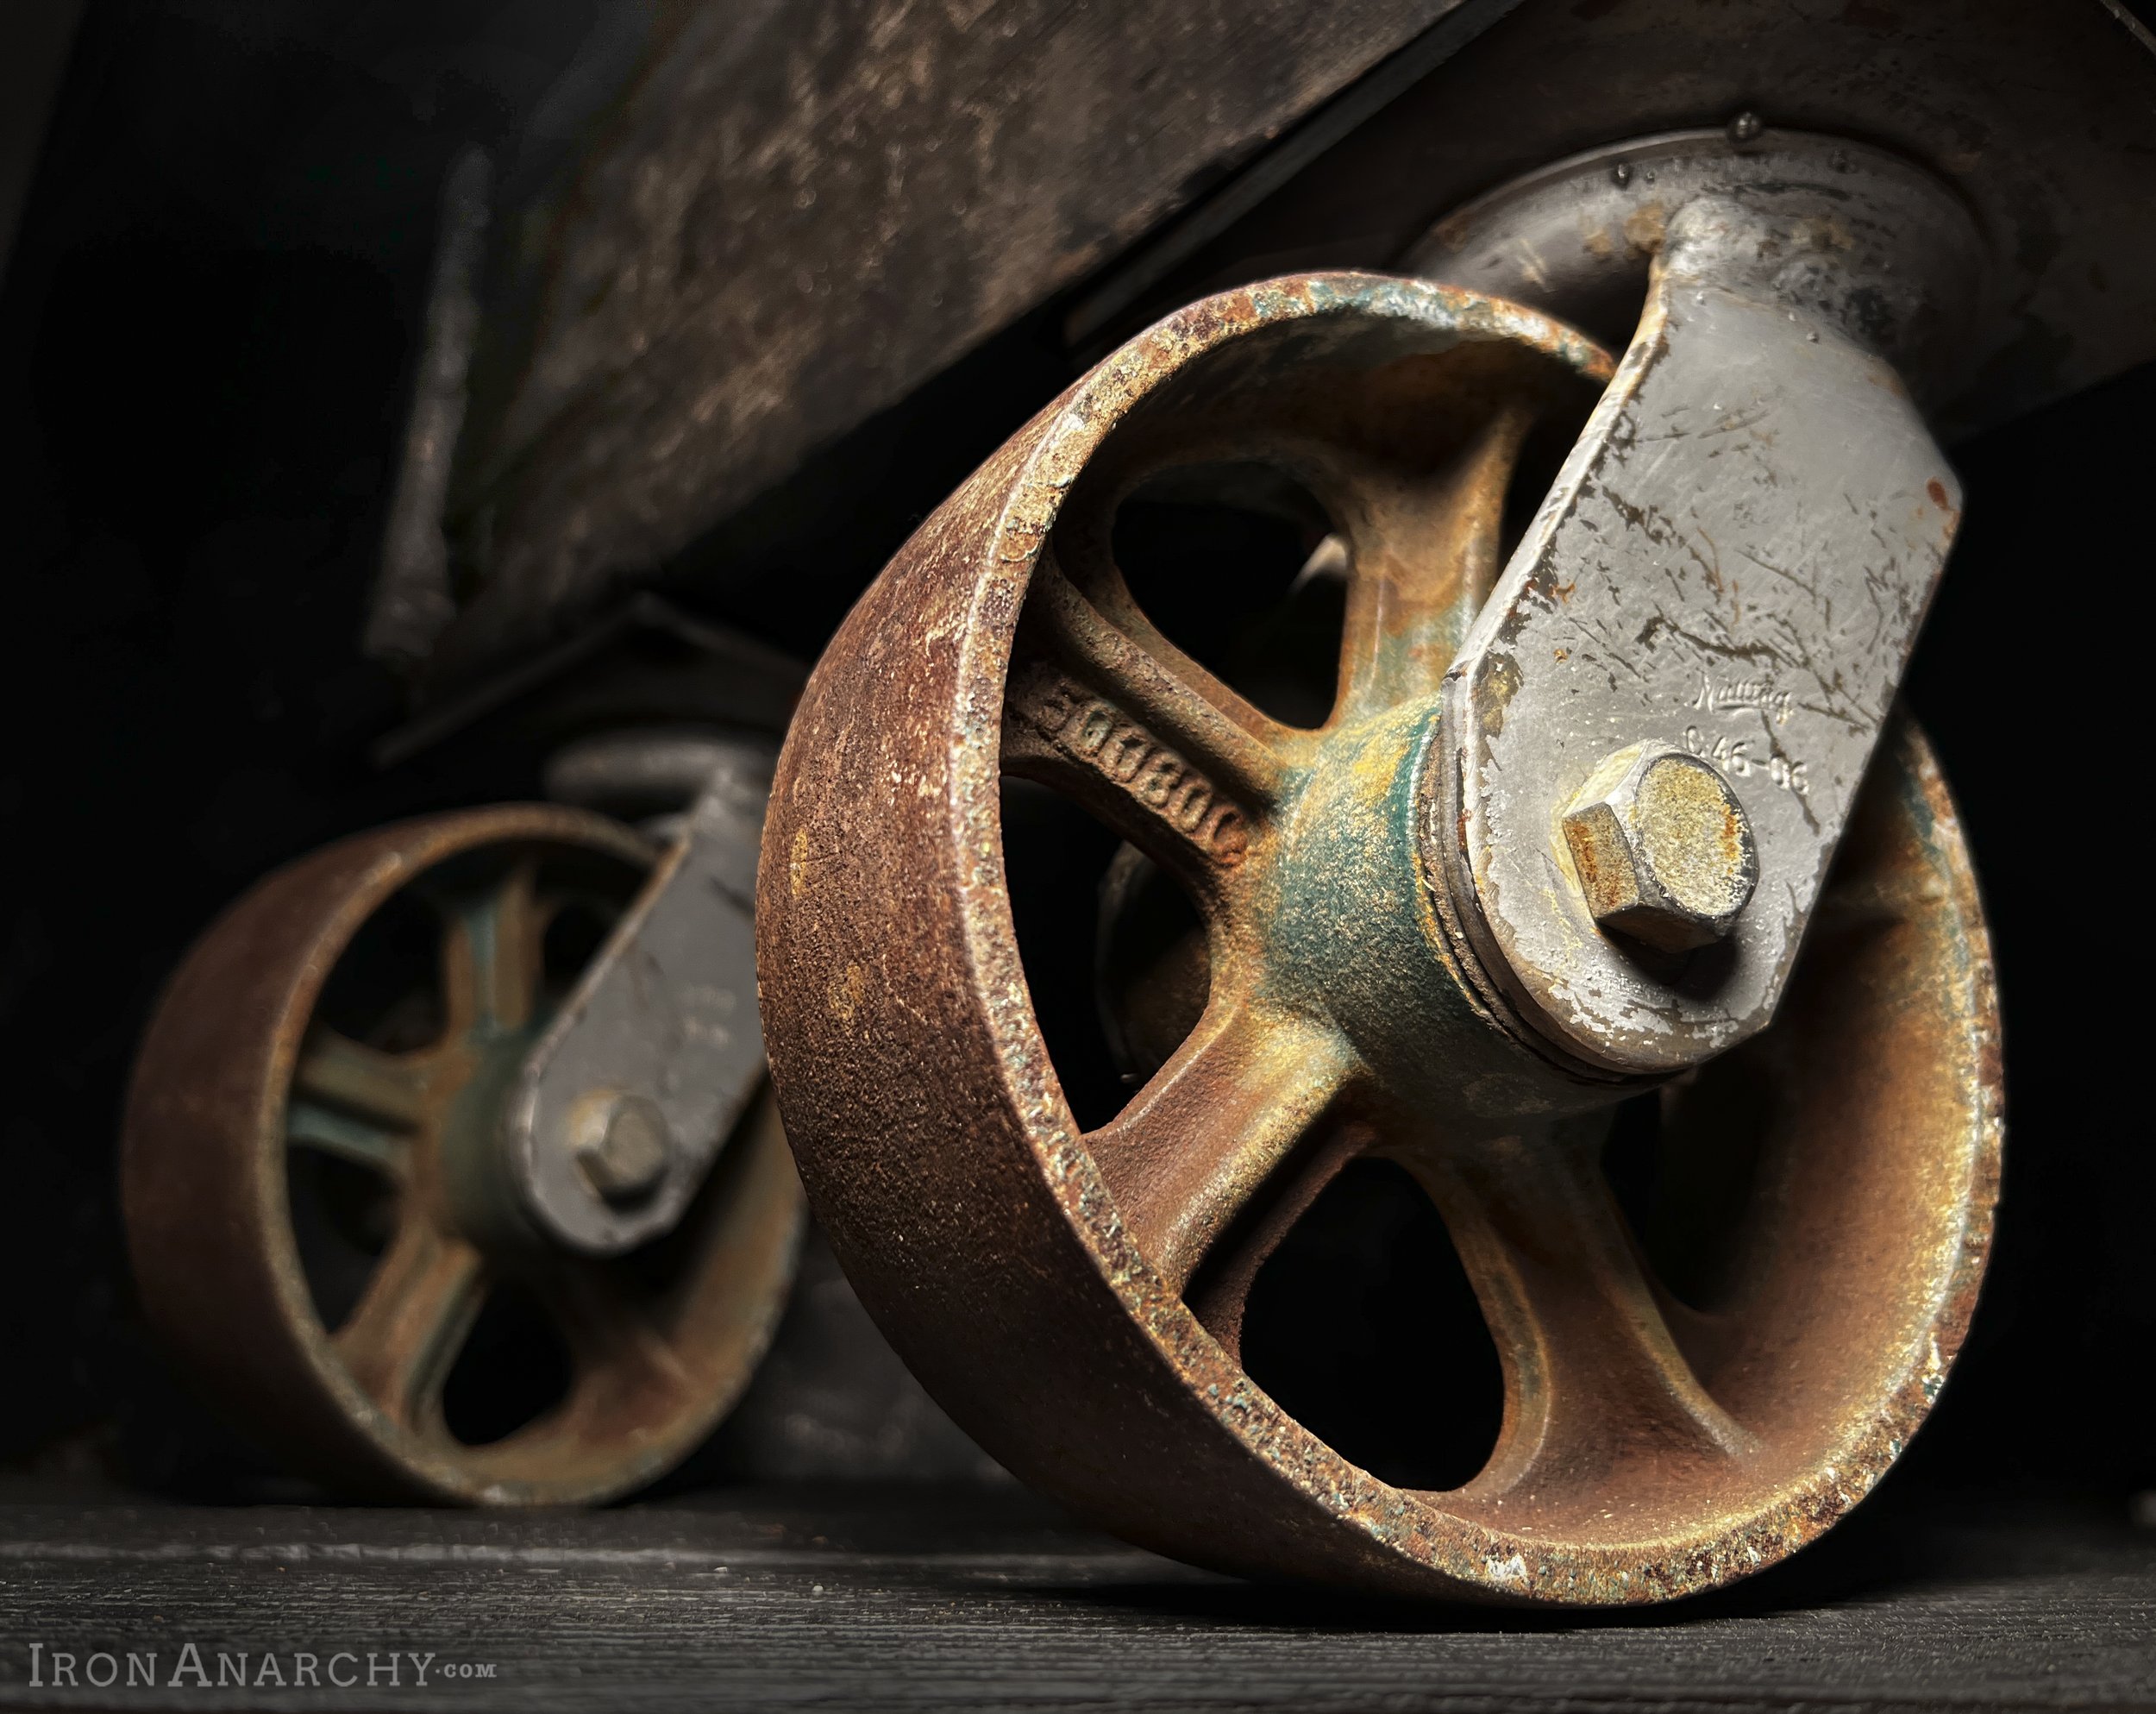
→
(291, 1026, 429, 1125)
(1049, 555, 1296, 799)
(440, 857, 546, 1034)
(1004, 561, 1290, 887)
(1334, 404, 1534, 720)
(1184, 1115, 1369, 1358)
(1086, 1002, 1357, 1295)
(286, 1101, 410, 1175)
(332, 1222, 486, 1431)
(1398, 1122, 1753, 1505)
(546, 1263, 696, 1415)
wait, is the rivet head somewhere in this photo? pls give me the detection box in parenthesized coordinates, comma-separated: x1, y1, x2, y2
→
(1561, 745, 1758, 954)
(572, 1092, 674, 1205)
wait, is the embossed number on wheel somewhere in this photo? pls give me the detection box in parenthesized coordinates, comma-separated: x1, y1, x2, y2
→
(757, 275, 2000, 1604)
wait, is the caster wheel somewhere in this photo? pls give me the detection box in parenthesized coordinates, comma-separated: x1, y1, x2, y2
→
(758, 277, 2001, 1603)
(124, 806, 805, 1504)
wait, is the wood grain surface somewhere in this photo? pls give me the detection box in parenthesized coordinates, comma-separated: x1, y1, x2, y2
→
(0, 1485, 2149, 1710)
(434, 0, 1482, 685)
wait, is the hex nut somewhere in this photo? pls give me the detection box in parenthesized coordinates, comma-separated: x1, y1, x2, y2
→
(572, 1092, 674, 1205)
(1561, 745, 1758, 954)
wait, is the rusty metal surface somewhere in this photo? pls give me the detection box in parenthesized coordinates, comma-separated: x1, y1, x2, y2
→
(123, 806, 805, 1505)
(1081, 4, 2156, 448)
(1419, 134, 1974, 1077)
(1558, 746, 1758, 955)
(363, 147, 491, 672)
(419, 0, 1491, 687)
(757, 276, 2001, 1603)
(506, 746, 774, 1256)
(414, 0, 2153, 694)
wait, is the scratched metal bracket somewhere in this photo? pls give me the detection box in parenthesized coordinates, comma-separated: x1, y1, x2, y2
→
(504, 743, 773, 1254)
(1407, 131, 1986, 1075)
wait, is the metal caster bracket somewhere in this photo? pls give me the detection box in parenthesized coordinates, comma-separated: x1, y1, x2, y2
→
(756, 136, 2002, 1603)
(1409, 129, 1981, 1074)
(504, 739, 774, 1255)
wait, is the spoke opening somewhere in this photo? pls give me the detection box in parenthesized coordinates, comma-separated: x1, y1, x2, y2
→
(1601, 1078, 1771, 1320)
(1236, 1158, 1506, 1492)
(330, 1224, 485, 1432)
(540, 894, 618, 1006)
(429, 845, 644, 1040)
(1495, 398, 1590, 587)
(1402, 1128, 1757, 1515)
(288, 1147, 400, 1331)
(1106, 463, 1342, 731)
(548, 1262, 698, 1417)
(440, 1278, 575, 1448)
(310, 888, 446, 1053)
(1095, 843, 1210, 1090)
(999, 779, 1194, 1132)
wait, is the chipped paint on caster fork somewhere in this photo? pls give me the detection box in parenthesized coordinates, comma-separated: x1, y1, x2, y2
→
(1408, 129, 1985, 1077)
(758, 273, 2001, 1604)
(123, 805, 805, 1505)
(504, 744, 776, 1258)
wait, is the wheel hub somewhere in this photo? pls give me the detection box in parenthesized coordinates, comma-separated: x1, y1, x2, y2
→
(1252, 701, 1608, 1125)
(757, 262, 2001, 1604)
(124, 806, 805, 1505)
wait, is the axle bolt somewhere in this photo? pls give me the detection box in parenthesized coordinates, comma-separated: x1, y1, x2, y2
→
(1561, 745, 1758, 954)
(573, 1092, 674, 1205)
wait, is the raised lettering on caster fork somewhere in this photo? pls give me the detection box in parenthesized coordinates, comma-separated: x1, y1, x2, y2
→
(759, 266, 2000, 1604)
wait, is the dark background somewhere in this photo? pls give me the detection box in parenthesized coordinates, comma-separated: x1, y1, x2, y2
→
(1, 0, 2150, 1504)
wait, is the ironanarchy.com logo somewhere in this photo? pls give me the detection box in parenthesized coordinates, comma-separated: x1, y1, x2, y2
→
(26, 1643, 496, 1691)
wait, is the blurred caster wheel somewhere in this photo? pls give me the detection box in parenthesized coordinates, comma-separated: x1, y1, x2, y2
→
(757, 277, 2002, 1604)
(123, 805, 805, 1505)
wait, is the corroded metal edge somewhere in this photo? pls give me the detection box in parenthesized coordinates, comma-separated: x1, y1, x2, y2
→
(122, 806, 805, 1506)
(760, 273, 2001, 1604)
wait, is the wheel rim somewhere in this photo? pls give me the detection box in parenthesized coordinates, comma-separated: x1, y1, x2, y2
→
(757, 274, 2001, 1602)
(124, 805, 805, 1504)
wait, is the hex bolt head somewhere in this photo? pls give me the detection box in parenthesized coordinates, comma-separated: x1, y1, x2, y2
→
(1561, 745, 1758, 954)
(571, 1092, 674, 1206)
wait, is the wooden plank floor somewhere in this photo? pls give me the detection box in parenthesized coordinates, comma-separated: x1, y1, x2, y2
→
(0, 1484, 2150, 1711)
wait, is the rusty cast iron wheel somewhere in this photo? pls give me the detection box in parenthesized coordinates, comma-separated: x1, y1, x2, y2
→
(757, 275, 2001, 1604)
(124, 806, 805, 1504)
